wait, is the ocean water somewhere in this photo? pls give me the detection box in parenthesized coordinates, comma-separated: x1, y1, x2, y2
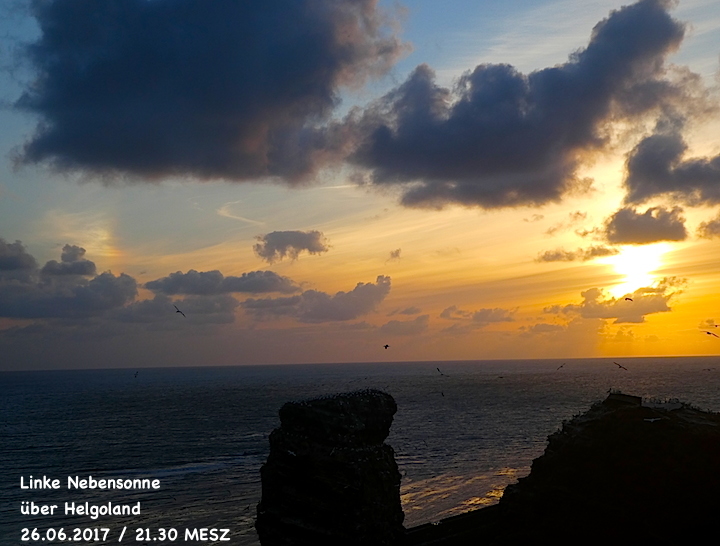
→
(3, 357, 720, 545)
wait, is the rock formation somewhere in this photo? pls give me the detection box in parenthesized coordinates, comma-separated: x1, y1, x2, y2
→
(497, 392, 720, 544)
(406, 391, 720, 545)
(256, 389, 404, 546)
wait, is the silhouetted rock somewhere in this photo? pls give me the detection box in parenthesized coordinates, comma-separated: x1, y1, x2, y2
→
(256, 389, 404, 546)
(407, 392, 720, 545)
(498, 393, 720, 544)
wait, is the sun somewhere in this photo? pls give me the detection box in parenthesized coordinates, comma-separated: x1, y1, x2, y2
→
(603, 243, 670, 299)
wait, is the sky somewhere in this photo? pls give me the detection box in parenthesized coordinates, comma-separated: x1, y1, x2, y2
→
(1, 0, 719, 371)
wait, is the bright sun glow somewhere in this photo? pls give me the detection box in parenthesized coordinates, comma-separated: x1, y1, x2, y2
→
(604, 243, 669, 298)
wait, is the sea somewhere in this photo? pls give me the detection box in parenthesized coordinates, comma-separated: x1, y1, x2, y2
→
(3, 356, 720, 545)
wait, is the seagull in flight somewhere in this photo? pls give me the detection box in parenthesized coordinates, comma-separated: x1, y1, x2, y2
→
(705, 331, 719, 338)
(613, 361, 628, 370)
(624, 297, 633, 301)
(556, 363, 565, 370)
(436, 367, 446, 376)
(383, 344, 390, 349)
(644, 418, 662, 423)
(174, 305, 186, 318)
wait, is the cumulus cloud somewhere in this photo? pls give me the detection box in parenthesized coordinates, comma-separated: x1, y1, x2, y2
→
(604, 206, 687, 244)
(0, 270, 137, 319)
(536, 245, 619, 262)
(0, 240, 257, 332)
(145, 269, 299, 295)
(624, 127, 720, 206)
(440, 305, 515, 324)
(242, 275, 390, 322)
(347, 0, 690, 208)
(380, 314, 429, 336)
(254, 230, 330, 263)
(16, 0, 405, 182)
(0, 239, 38, 281)
(0, 241, 136, 320)
(41, 244, 97, 276)
(544, 277, 683, 323)
(696, 213, 720, 239)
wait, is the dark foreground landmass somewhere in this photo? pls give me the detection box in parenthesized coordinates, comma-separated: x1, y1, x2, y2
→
(406, 392, 720, 545)
(257, 390, 720, 546)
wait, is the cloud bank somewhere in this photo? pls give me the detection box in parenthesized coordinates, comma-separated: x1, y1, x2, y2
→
(242, 275, 390, 322)
(145, 269, 300, 294)
(536, 245, 618, 262)
(544, 277, 683, 323)
(0, 239, 136, 319)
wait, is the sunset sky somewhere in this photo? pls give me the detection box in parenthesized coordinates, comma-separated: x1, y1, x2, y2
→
(1, 0, 719, 370)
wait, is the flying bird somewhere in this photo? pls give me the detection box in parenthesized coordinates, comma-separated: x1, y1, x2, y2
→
(556, 363, 565, 370)
(174, 305, 186, 318)
(436, 367, 446, 376)
(383, 344, 390, 349)
(613, 361, 628, 370)
(644, 418, 662, 423)
(624, 297, 633, 301)
(705, 331, 719, 338)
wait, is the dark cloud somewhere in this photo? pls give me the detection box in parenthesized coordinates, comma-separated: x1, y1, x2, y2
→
(242, 275, 390, 322)
(16, 0, 405, 182)
(386, 248, 402, 262)
(544, 277, 683, 323)
(624, 128, 720, 205)
(0, 271, 137, 319)
(145, 269, 299, 295)
(0, 241, 252, 332)
(440, 305, 515, 324)
(605, 206, 687, 244)
(41, 244, 96, 276)
(0, 241, 134, 319)
(380, 314, 429, 336)
(536, 245, 619, 262)
(697, 213, 720, 239)
(394, 306, 421, 315)
(112, 294, 239, 326)
(348, 0, 688, 208)
(254, 230, 329, 263)
(0, 238, 38, 281)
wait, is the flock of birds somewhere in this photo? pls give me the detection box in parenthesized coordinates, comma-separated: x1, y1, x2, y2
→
(150, 297, 718, 382)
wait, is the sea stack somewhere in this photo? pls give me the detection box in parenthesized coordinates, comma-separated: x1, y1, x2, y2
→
(256, 389, 404, 546)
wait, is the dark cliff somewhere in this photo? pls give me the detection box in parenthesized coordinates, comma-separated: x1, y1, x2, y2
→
(407, 392, 720, 545)
(256, 389, 404, 546)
